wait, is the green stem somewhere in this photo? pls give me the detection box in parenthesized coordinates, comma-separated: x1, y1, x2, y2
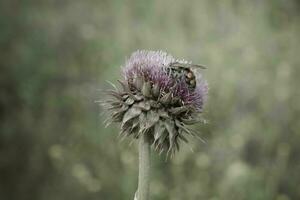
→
(137, 133, 150, 200)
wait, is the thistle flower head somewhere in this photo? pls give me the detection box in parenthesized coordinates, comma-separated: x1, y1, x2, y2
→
(102, 50, 208, 156)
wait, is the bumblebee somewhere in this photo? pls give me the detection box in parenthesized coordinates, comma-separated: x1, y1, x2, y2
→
(168, 62, 206, 89)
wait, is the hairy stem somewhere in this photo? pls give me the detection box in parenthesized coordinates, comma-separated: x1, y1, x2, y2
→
(137, 133, 150, 200)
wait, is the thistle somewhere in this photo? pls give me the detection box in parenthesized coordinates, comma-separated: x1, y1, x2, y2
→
(101, 50, 208, 200)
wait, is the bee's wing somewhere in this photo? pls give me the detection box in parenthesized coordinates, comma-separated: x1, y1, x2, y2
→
(169, 62, 184, 68)
(170, 62, 207, 69)
(190, 64, 207, 69)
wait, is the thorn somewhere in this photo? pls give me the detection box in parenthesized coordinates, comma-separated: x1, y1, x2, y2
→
(129, 139, 135, 146)
(166, 148, 171, 158)
(120, 134, 127, 142)
(106, 80, 118, 91)
(164, 154, 168, 162)
(159, 148, 164, 156)
(189, 146, 194, 153)
(104, 121, 112, 128)
(195, 135, 206, 144)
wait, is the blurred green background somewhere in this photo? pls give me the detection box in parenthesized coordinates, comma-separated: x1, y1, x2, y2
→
(1, 0, 300, 200)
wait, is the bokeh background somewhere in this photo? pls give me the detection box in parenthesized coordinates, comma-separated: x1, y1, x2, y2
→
(1, 0, 300, 200)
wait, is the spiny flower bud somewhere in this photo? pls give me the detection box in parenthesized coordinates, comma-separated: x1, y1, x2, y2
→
(102, 50, 208, 157)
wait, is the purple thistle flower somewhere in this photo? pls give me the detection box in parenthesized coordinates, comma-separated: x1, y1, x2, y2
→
(102, 50, 208, 156)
